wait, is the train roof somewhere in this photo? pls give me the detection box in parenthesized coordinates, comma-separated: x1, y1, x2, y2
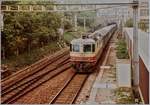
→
(71, 24, 116, 45)
(89, 24, 116, 39)
(71, 38, 95, 44)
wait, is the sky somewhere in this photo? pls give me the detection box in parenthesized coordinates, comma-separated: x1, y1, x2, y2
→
(1, 0, 134, 3)
(52, 0, 133, 3)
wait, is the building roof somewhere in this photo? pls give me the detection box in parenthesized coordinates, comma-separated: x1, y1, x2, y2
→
(124, 27, 150, 72)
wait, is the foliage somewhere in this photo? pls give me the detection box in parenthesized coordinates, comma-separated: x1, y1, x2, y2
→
(2, 1, 19, 5)
(64, 26, 86, 44)
(125, 18, 133, 27)
(64, 19, 73, 30)
(2, 42, 60, 72)
(2, 7, 61, 59)
(138, 21, 149, 32)
(77, 12, 96, 28)
(115, 87, 135, 104)
(116, 39, 129, 59)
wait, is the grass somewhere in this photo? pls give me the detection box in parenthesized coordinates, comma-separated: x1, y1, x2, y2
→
(116, 39, 129, 59)
(2, 41, 60, 73)
(64, 32, 77, 43)
(115, 87, 135, 104)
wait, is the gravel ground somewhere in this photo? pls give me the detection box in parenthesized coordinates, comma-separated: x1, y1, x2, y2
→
(75, 72, 97, 104)
(95, 46, 117, 104)
(14, 69, 74, 104)
(94, 32, 118, 104)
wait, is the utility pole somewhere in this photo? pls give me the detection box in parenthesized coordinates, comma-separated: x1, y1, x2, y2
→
(83, 16, 86, 31)
(0, 12, 3, 31)
(74, 13, 77, 31)
(121, 14, 124, 37)
(132, 0, 139, 87)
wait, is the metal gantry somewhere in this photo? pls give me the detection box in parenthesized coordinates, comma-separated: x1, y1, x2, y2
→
(1, 4, 128, 13)
(1, 5, 100, 12)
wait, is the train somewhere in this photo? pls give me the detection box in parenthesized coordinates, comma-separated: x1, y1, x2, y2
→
(70, 23, 117, 73)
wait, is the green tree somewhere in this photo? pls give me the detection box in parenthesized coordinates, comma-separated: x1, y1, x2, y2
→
(2, 1, 62, 58)
(125, 18, 133, 27)
(138, 21, 148, 32)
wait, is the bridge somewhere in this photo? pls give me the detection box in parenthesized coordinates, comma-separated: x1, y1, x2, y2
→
(1, 0, 138, 12)
(1, 5, 123, 13)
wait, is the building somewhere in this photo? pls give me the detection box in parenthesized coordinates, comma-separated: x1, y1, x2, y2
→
(138, 0, 149, 32)
(97, 6, 133, 26)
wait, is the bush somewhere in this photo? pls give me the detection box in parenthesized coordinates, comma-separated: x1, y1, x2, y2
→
(115, 87, 135, 104)
(125, 18, 133, 27)
(116, 39, 129, 59)
(64, 19, 73, 30)
(138, 21, 148, 32)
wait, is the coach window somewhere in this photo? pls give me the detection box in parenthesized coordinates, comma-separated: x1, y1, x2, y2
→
(84, 44, 91, 52)
(73, 44, 80, 52)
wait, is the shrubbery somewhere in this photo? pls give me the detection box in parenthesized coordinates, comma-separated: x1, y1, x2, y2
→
(116, 39, 129, 59)
(125, 18, 133, 27)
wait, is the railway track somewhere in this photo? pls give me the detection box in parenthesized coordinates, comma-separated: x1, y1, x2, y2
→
(1, 48, 69, 89)
(49, 74, 88, 104)
(1, 55, 70, 96)
(1, 48, 71, 104)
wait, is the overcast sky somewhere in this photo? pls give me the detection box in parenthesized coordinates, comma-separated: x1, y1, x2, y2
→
(1, 0, 134, 3)
(52, 0, 133, 3)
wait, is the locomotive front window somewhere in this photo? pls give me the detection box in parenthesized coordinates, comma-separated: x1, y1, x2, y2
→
(84, 44, 91, 52)
(92, 44, 95, 52)
(70, 44, 72, 51)
(73, 44, 80, 52)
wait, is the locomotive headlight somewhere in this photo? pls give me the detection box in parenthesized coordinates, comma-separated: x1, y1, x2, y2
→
(96, 36, 100, 39)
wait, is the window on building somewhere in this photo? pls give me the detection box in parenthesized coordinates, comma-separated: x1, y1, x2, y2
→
(140, 9, 149, 16)
(84, 44, 91, 52)
(141, 2, 148, 7)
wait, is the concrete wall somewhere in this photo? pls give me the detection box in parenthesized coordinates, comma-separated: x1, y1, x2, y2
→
(116, 59, 131, 87)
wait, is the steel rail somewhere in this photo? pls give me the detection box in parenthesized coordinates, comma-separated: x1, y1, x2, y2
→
(1, 48, 69, 82)
(1, 50, 69, 91)
(1, 57, 70, 96)
(2, 63, 71, 104)
(49, 74, 88, 104)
